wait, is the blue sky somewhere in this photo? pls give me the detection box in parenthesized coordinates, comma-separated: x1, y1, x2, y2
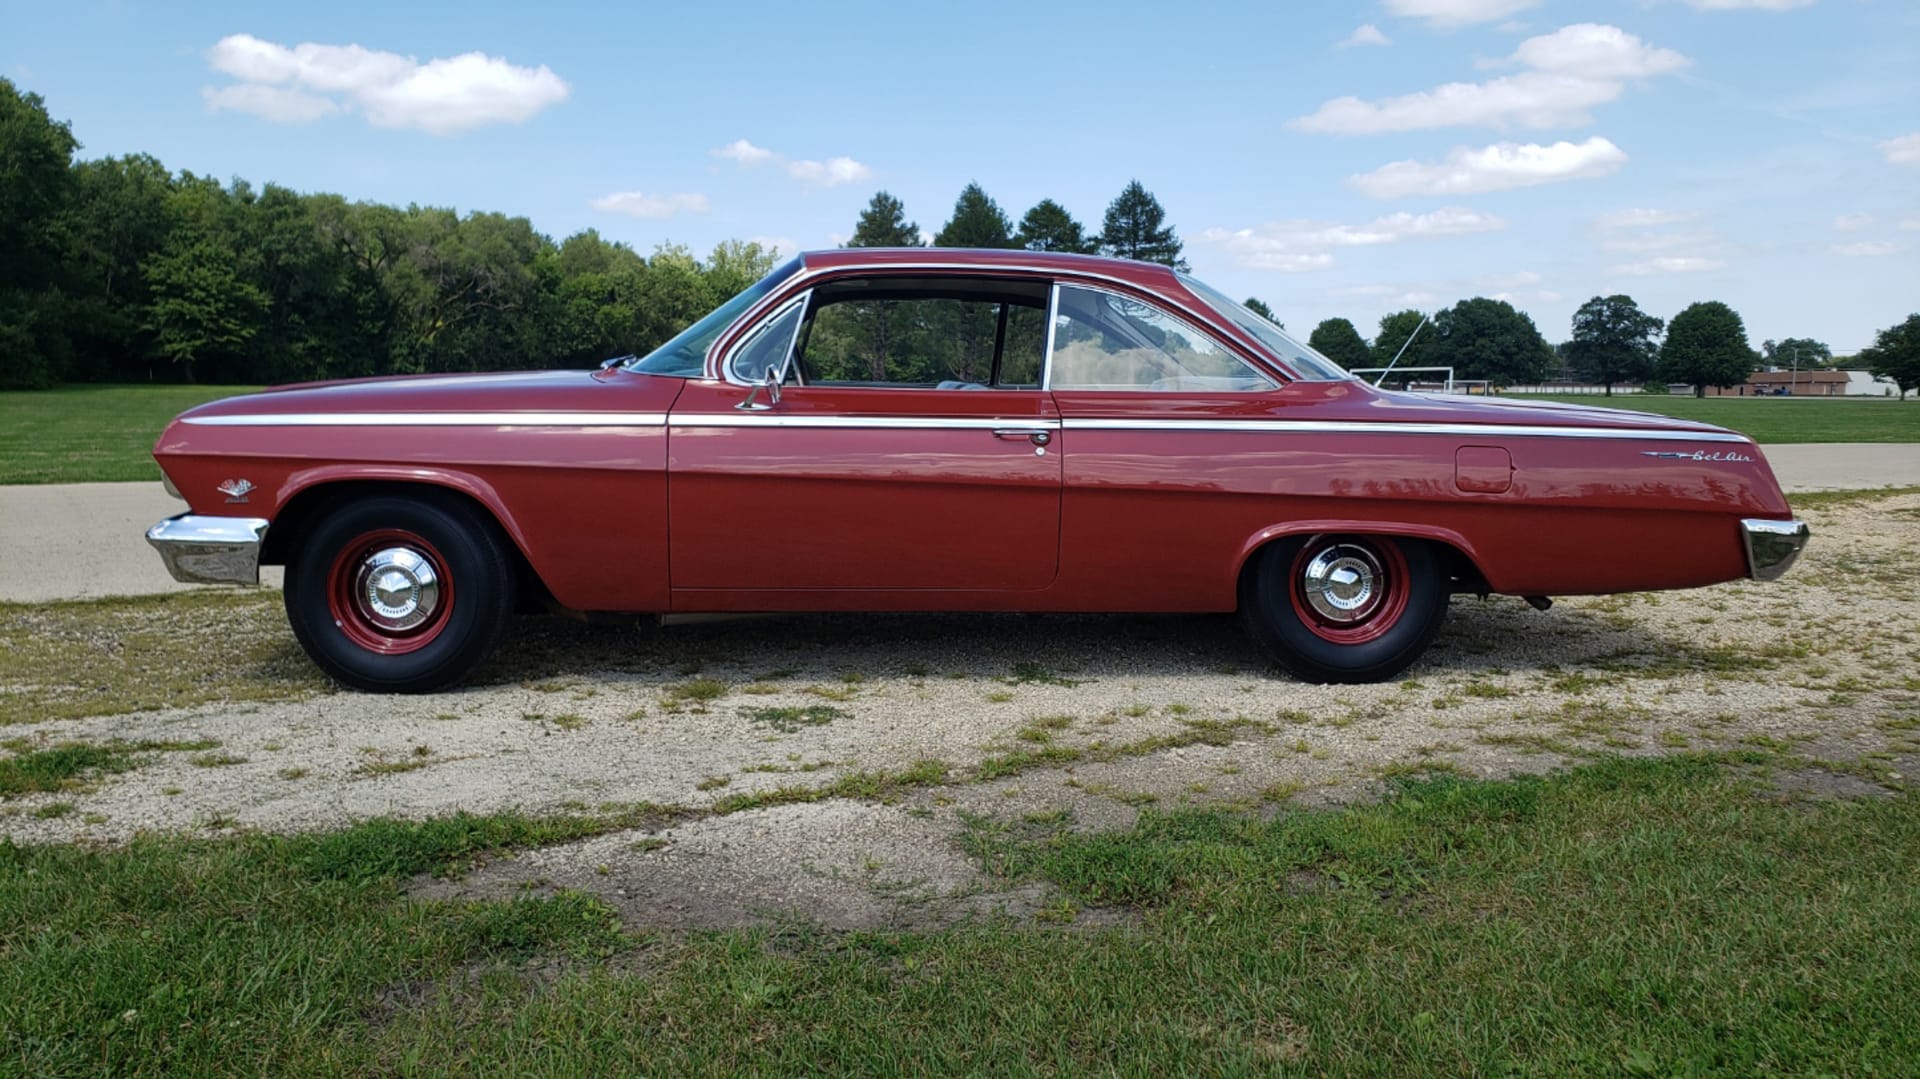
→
(5, 0, 1916, 353)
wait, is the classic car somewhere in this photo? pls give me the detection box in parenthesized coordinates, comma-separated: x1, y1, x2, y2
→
(146, 248, 1809, 692)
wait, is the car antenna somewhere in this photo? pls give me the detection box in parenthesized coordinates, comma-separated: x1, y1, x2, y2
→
(1372, 313, 1433, 388)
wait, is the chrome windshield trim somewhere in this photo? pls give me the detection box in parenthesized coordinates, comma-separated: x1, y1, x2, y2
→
(1060, 418, 1751, 442)
(181, 412, 670, 427)
(146, 513, 270, 586)
(720, 290, 812, 386)
(672, 414, 1062, 430)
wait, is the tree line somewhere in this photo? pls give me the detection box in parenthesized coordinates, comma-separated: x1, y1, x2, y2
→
(3, 77, 1915, 397)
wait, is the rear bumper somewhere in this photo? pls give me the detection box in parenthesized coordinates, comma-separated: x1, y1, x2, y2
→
(146, 514, 270, 586)
(1740, 518, 1810, 581)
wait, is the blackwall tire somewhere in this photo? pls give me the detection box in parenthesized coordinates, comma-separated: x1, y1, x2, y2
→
(283, 495, 515, 693)
(1240, 534, 1447, 684)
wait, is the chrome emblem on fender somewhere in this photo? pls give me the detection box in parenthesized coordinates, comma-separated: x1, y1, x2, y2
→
(1641, 450, 1754, 463)
(216, 478, 255, 503)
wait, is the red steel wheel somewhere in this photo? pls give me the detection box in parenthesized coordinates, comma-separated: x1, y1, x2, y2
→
(1286, 535, 1412, 646)
(325, 528, 456, 655)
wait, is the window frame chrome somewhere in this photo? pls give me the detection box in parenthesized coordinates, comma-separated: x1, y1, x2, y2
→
(719, 290, 812, 387)
(1041, 281, 1281, 393)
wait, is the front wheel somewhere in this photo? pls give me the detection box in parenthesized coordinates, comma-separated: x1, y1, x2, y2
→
(284, 495, 516, 692)
(1240, 534, 1448, 684)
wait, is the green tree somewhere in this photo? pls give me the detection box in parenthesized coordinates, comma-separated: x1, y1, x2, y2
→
(1430, 297, 1557, 386)
(1564, 294, 1663, 395)
(847, 191, 921, 247)
(1014, 199, 1095, 253)
(933, 182, 1015, 248)
(1241, 298, 1282, 326)
(1761, 336, 1831, 370)
(1661, 301, 1758, 397)
(1859, 314, 1920, 400)
(1370, 310, 1437, 374)
(0, 77, 80, 388)
(1307, 317, 1372, 371)
(1099, 180, 1187, 271)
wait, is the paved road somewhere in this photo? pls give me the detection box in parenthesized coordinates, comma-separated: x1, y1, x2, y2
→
(2, 442, 1915, 603)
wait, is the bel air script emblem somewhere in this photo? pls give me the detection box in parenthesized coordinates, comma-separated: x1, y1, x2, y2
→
(216, 478, 254, 503)
(1641, 450, 1754, 463)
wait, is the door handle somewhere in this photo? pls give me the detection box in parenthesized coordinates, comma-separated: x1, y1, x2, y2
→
(992, 427, 1052, 446)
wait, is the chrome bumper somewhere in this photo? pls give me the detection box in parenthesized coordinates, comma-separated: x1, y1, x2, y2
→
(1740, 518, 1810, 582)
(146, 514, 270, 586)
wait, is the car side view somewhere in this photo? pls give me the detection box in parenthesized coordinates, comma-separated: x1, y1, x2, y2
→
(146, 248, 1810, 692)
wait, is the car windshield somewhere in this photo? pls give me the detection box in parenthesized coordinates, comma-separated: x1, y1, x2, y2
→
(623, 257, 804, 377)
(1178, 275, 1354, 381)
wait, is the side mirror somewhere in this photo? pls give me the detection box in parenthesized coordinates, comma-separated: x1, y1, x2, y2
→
(736, 364, 783, 411)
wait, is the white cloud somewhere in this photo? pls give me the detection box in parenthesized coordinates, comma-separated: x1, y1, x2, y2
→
(1832, 213, 1874, 232)
(1880, 132, 1920, 165)
(1293, 23, 1685, 134)
(1832, 241, 1902, 257)
(1601, 228, 1718, 254)
(1199, 207, 1507, 271)
(786, 156, 870, 188)
(1384, 0, 1540, 27)
(201, 83, 339, 124)
(1328, 284, 1400, 298)
(713, 139, 776, 166)
(747, 235, 800, 259)
(1340, 24, 1392, 47)
(1503, 24, 1689, 80)
(1594, 208, 1699, 229)
(1478, 270, 1542, 288)
(590, 191, 711, 219)
(1900, 218, 1920, 232)
(203, 33, 568, 135)
(1348, 137, 1627, 198)
(1611, 256, 1726, 275)
(1685, 0, 1815, 9)
(714, 140, 871, 188)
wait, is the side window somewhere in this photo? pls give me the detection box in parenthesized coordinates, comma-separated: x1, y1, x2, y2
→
(727, 297, 806, 384)
(1048, 285, 1277, 392)
(794, 280, 1049, 390)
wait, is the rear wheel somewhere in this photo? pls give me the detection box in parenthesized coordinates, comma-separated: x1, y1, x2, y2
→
(284, 495, 515, 692)
(1240, 533, 1447, 684)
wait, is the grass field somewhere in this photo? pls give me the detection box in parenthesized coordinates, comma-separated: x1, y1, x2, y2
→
(1508, 393, 1920, 444)
(0, 384, 261, 485)
(1, 753, 1912, 1074)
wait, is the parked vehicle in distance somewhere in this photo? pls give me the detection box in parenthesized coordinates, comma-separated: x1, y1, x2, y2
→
(147, 249, 1809, 692)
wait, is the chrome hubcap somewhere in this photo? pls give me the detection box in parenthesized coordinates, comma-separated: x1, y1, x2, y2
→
(1301, 544, 1385, 624)
(352, 547, 441, 631)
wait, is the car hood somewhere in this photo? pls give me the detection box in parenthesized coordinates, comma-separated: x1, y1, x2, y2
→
(177, 369, 683, 422)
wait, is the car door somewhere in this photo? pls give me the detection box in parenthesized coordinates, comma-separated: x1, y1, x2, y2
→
(666, 274, 1061, 595)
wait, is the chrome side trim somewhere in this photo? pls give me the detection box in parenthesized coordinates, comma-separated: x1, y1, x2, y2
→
(181, 412, 669, 427)
(1060, 418, 1751, 442)
(1740, 518, 1810, 581)
(146, 514, 270, 586)
(672, 414, 1062, 431)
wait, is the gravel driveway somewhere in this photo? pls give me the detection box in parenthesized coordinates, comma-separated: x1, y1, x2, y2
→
(3, 491, 1914, 928)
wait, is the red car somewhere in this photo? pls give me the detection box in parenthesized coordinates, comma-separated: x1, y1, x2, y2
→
(147, 248, 1808, 692)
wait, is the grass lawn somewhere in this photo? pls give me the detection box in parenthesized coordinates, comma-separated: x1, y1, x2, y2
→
(0, 384, 261, 485)
(2, 754, 1914, 1075)
(1507, 393, 1920, 444)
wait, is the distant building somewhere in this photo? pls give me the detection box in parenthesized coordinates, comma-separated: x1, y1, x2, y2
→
(1706, 370, 1897, 397)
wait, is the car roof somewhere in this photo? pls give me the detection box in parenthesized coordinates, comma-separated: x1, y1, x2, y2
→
(798, 247, 1182, 289)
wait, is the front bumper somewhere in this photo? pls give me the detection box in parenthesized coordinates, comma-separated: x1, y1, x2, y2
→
(1740, 518, 1810, 581)
(146, 514, 270, 586)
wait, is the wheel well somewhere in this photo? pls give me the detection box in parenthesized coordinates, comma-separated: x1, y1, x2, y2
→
(1236, 531, 1490, 604)
(261, 481, 552, 609)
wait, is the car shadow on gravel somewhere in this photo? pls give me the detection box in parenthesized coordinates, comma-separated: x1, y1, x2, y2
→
(467, 598, 1693, 688)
